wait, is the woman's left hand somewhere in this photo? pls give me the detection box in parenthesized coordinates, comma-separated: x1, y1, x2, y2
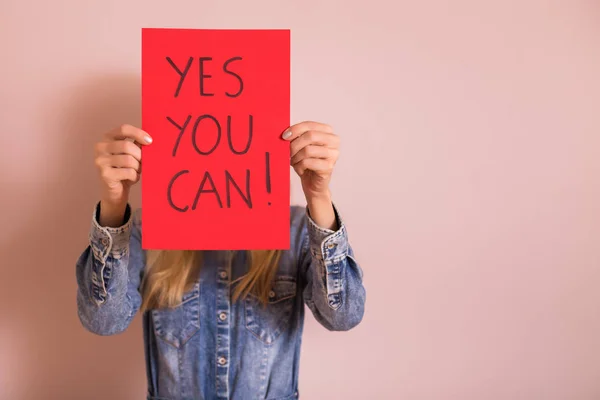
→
(282, 121, 340, 200)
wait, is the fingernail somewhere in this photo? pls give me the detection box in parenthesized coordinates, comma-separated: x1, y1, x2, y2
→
(145, 135, 153, 143)
(282, 130, 292, 139)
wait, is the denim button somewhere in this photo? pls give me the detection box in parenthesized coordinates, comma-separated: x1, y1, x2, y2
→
(268, 290, 276, 299)
(219, 312, 227, 321)
(219, 271, 228, 279)
(101, 237, 109, 246)
(218, 357, 227, 365)
(326, 242, 336, 249)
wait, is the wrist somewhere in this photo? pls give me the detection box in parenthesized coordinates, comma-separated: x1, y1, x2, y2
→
(99, 199, 128, 228)
(306, 192, 337, 231)
(305, 190, 332, 205)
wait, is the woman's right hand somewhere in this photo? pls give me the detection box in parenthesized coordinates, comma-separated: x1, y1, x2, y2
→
(94, 124, 153, 227)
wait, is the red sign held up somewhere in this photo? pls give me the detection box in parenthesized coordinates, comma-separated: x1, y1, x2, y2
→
(141, 28, 290, 250)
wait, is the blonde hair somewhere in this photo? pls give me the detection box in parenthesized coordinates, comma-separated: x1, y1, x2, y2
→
(140, 250, 282, 311)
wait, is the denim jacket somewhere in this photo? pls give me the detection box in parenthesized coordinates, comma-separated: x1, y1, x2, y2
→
(75, 203, 366, 400)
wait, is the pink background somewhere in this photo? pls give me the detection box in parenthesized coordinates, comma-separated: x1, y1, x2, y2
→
(1, 1, 599, 399)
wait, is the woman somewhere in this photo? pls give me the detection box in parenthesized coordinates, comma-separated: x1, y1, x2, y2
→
(75, 121, 366, 400)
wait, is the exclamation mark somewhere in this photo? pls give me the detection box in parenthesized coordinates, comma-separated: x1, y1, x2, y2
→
(265, 152, 271, 206)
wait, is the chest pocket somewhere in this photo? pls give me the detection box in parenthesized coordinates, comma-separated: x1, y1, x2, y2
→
(245, 275, 298, 345)
(151, 282, 201, 348)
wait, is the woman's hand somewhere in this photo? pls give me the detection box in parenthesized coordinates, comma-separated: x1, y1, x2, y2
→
(94, 124, 153, 226)
(283, 121, 340, 230)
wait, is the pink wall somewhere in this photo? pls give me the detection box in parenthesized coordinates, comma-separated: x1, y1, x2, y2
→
(2, 1, 600, 399)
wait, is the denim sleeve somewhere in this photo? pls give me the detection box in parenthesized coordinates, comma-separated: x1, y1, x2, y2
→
(298, 204, 366, 331)
(75, 202, 144, 335)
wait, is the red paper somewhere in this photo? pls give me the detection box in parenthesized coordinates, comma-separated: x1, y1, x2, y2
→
(141, 28, 290, 250)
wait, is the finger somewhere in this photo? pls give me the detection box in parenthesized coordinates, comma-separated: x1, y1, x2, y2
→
(290, 131, 339, 158)
(94, 141, 108, 157)
(292, 158, 333, 176)
(282, 121, 333, 141)
(108, 154, 141, 171)
(94, 154, 109, 169)
(96, 139, 142, 159)
(106, 124, 153, 145)
(105, 140, 142, 162)
(290, 145, 337, 165)
(95, 154, 141, 171)
(101, 167, 139, 183)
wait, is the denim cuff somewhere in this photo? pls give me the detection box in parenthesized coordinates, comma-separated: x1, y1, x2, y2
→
(89, 202, 133, 262)
(305, 203, 349, 310)
(87, 202, 133, 304)
(306, 203, 349, 265)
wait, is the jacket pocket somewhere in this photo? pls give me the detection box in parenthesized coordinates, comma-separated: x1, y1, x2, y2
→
(151, 282, 201, 348)
(245, 275, 297, 345)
